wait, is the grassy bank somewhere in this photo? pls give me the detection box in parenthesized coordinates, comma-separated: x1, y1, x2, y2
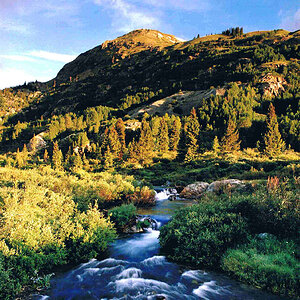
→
(159, 177, 299, 298)
(123, 150, 300, 187)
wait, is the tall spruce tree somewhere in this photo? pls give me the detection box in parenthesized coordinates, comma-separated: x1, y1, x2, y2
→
(264, 103, 285, 156)
(115, 118, 126, 155)
(157, 117, 169, 153)
(108, 126, 121, 160)
(221, 117, 241, 152)
(212, 136, 221, 155)
(138, 119, 154, 163)
(52, 142, 63, 170)
(184, 108, 200, 161)
(103, 146, 114, 169)
(169, 116, 182, 152)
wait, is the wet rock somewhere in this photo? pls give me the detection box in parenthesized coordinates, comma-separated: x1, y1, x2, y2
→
(207, 179, 245, 194)
(180, 182, 209, 199)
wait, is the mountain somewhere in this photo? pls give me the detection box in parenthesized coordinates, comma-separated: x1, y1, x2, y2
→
(1, 29, 299, 119)
(0, 28, 299, 152)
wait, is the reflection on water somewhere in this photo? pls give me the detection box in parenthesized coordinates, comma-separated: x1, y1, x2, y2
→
(33, 189, 284, 300)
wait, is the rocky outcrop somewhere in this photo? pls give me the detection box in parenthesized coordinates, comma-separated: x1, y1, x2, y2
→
(259, 73, 287, 98)
(180, 179, 246, 199)
(27, 132, 47, 152)
(207, 179, 245, 193)
(122, 216, 157, 234)
(180, 182, 209, 199)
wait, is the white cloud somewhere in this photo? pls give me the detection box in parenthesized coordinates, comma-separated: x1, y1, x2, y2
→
(0, 55, 37, 62)
(28, 51, 77, 63)
(94, 0, 161, 32)
(280, 8, 300, 31)
(0, 67, 50, 89)
(0, 51, 76, 64)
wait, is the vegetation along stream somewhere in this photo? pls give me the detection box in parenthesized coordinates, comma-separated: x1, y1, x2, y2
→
(33, 189, 284, 300)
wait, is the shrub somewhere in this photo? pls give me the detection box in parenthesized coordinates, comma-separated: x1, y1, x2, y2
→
(126, 186, 156, 206)
(221, 236, 299, 298)
(109, 204, 137, 230)
(0, 167, 117, 299)
(159, 203, 248, 268)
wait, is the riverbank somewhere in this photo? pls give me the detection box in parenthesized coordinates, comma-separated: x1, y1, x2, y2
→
(159, 178, 299, 299)
(33, 193, 285, 300)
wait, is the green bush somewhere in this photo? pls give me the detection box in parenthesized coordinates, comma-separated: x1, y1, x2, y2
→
(159, 203, 248, 268)
(0, 167, 117, 299)
(221, 236, 300, 298)
(109, 204, 137, 229)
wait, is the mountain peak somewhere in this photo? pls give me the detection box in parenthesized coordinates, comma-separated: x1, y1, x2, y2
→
(101, 29, 183, 52)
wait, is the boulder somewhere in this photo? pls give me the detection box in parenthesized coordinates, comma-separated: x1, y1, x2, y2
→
(207, 179, 245, 193)
(27, 132, 47, 152)
(180, 182, 209, 199)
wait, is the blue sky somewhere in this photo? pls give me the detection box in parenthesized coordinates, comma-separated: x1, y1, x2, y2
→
(0, 0, 299, 89)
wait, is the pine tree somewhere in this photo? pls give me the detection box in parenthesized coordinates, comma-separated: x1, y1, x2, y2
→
(157, 117, 169, 153)
(15, 148, 24, 168)
(43, 149, 49, 163)
(169, 116, 182, 152)
(212, 136, 221, 155)
(52, 142, 63, 170)
(264, 103, 285, 156)
(72, 154, 83, 171)
(82, 153, 90, 170)
(103, 146, 114, 169)
(115, 118, 126, 155)
(22, 144, 28, 163)
(108, 126, 121, 159)
(221, 117, 241, 152)
(184, 108, 200, 161)
(138, 119, 154, 163)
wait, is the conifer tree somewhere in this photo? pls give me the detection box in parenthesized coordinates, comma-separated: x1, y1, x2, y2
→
(184, 108, 200, 161)
(150, 116, 161, 150)
(52, 142, 63, 170)
(43, 149, 49, 163)
(221, 117, 241, 152)
(138, 119, 154, 163)
(115, 118, 126, 155)
(157, 117, 169, 153)
(82, 153, 89, 170)
(128, 139, 140, 164)
(72, 154, 83, 171)
(22, 144, 28, 163)
(212, 136, 221, 155)
(169, 116, 182, 152)
(15, 148, 24, 168)
(264, 103, 285, 156)
(103, 146, 114, 169)
(108, 126, 121, 159)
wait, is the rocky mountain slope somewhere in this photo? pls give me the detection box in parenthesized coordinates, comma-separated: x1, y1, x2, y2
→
(1, 28, 298, 123)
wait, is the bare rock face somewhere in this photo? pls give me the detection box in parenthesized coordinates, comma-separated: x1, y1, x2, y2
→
(259, 73, 287, 98)
(180, 182, 209, 199)
(27, 132, 47, 152)
(207, 179, 245, 193)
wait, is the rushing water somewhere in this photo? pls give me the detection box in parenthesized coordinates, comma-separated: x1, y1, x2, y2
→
(33, 190, 284, 300)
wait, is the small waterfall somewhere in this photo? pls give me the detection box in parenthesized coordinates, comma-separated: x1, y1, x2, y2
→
(155, 188, 178, 201)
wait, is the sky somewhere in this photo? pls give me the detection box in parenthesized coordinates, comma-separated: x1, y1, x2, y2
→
(0, 0, 299, 89)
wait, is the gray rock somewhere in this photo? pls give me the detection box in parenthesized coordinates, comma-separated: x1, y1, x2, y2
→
(180, 182, 209, 199)
(207, 179, 245, 193)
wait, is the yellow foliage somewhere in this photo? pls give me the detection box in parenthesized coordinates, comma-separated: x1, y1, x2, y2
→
(0, 166, 117, 253)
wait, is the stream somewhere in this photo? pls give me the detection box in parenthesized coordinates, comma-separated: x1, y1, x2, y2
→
(33, 189, 284, 300)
